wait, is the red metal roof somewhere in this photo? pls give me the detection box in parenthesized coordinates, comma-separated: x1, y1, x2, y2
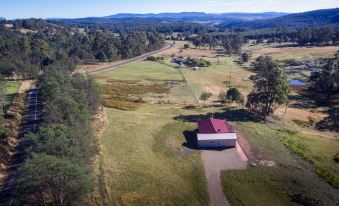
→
(197, 118, 231, 134)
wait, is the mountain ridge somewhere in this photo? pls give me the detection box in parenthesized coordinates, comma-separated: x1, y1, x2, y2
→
(221, 8, 339, 28)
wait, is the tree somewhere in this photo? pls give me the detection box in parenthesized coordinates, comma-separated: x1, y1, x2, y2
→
(26, 124, 83, 162)
(241, 52, 250, 63)
(314, 52, 339, 100)
(227, 88, 244, 107)
(31, 39, 52, 69)
(253, 56, 277, 71)
(246, 56, 290, 116)
(18, 153, 92, 206)
(95, 51, 107, 62)
(192, 36, 202, 49)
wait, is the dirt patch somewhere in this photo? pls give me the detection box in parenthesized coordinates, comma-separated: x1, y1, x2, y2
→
(18, 80, 34, 94)
(235, 129, 263, 164)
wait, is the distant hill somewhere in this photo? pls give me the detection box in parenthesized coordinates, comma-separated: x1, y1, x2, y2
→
(220, 8, 339, 28)
(55, 12, 288, 25)
(104, 12, 288, 20)
(52, 8, 339, 29)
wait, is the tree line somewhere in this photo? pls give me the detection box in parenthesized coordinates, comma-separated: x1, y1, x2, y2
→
(243, 27, 339, 46)
(310, 51, 339, 100)
(0, 19, 165, 79)
(17, 66, 101, 205)
(189, 33, 244, 54)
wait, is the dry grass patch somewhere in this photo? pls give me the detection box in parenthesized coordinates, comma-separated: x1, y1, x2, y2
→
(101, 79, 170, 110)
(247, 44, 339, 61)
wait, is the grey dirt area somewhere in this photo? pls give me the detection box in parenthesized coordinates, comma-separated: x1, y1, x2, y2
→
(202, 145, 248, 206)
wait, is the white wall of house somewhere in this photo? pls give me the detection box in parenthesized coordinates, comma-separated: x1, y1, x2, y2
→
(197, 133, 237, 148)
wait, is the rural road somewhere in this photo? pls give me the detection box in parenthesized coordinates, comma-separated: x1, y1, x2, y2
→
(83, 43, 174, 75)
(202, 144, 248, 206)
(0, 86, 43, 206)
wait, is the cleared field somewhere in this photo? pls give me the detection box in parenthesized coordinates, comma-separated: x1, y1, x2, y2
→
(0, 81, 21, 110)
(94, 60, 183, 83)
(181, 56, 253, 103)
(221, 122, 339, 206)
(244, 43, 339, 61)
(159, 41, 220, 58)
(93, 40, 339, 206)
(96, 105, 209, 206)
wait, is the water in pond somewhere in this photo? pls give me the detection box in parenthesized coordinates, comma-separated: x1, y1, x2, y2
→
(288, 79, 306, 86)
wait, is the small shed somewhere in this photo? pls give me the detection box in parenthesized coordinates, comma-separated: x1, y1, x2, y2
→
(196, 118, 237, 148)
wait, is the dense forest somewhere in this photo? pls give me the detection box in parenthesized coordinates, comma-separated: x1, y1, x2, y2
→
(189, 33, 244, 54)
(18, 68, 101, 205)
(0, 19, 164, 79)
(243, 27, 339, 46)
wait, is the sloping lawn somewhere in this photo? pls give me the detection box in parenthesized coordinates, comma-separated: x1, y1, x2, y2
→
(98, 105, 208, 206)
(94, 61, 183, 83)
(221, 122, 339, 206)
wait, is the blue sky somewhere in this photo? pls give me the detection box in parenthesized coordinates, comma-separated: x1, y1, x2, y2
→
(1, 0, 338, 19)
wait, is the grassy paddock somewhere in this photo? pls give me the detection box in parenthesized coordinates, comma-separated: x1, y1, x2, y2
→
(221, 122, 339, 206)
(94, 61, 183, 83)
(99, 106, 208, 206)
(0, 81, 21, 110)
(244, 43, 339, 61)
(93, 40, 339, 206)
(277, 129, 339, 188)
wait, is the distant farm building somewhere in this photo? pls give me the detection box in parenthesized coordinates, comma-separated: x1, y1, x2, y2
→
(196, 118, 237, 148)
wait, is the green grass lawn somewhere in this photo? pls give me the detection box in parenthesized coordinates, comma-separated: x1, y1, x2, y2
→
(94, 61, 183, 83)
(0, 81, 21, 110)
(221, 122, 339, 206)
(97, 105, 208, 206)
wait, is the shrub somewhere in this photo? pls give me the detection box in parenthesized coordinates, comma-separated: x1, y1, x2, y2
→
(241, 52, 250, 62)
(218, 91, 228, 103)
(200, 92, 212, 101)
(227, 88, 243, 102)
(145, 56, 164, 62)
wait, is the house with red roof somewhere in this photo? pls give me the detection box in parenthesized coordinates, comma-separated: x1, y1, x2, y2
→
(196, 118, 237, 148)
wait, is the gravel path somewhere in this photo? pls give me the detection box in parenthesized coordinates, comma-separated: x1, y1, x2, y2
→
(202, 144, 248, 206)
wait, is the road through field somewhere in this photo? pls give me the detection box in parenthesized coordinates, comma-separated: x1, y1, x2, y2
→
(0, 86, 43, 205)
(82, 44, 174, 75)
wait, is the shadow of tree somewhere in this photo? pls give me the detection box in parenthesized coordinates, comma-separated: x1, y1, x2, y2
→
(316, 107, 339, 132)
(288, 94, 319, 109)
(174, 109, 260, 123)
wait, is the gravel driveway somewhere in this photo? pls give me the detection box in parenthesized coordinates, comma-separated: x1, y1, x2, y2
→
(202, 143, 248, 206)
